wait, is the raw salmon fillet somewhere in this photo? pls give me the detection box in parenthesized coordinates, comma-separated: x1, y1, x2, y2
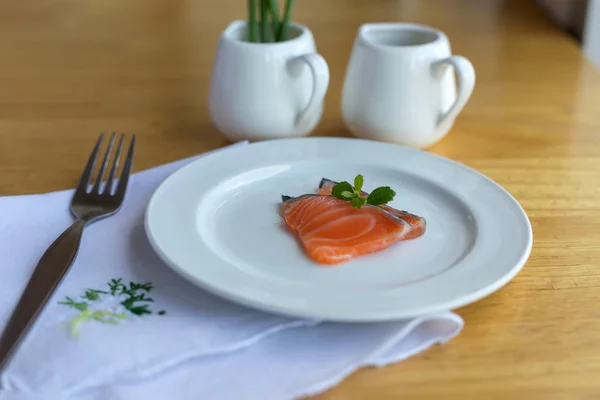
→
(280, 194, 412, 265)
(317, 178, 426, 240)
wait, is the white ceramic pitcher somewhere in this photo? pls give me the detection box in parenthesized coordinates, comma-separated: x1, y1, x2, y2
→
(209, 20, 330, 142)
(341, 23, 475, 148)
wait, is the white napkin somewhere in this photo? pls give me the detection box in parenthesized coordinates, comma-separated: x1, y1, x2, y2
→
(0, 142, 463, 400)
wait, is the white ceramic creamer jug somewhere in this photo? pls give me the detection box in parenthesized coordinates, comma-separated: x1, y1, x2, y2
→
(342, 23, 475, 148)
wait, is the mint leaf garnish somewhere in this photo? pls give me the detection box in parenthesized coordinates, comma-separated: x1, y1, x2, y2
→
(331, 181, 353, 199)
(366, 186, 396, 206)
(354, 174, 364, 192)
(350, 196, 367, 209)
(330, 175, 396, 209)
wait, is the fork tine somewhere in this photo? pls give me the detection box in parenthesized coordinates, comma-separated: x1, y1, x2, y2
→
(92, 132, 116, 194)
(75, 133, 104, 194)
(115, 135, 136, 199)
(106, 134, 125, 195)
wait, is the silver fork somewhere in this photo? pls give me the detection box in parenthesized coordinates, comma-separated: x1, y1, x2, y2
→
(0, 133, 135, 372)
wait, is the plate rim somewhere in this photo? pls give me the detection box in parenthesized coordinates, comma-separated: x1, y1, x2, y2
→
(145, 137, 533, 321)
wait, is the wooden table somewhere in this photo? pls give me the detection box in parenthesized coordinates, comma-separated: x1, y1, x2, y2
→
(2, 0, 600, 398)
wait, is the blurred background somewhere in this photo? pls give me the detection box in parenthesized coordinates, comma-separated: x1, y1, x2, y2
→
(536, 0, 600, 66)
(2, 0, 600, 193)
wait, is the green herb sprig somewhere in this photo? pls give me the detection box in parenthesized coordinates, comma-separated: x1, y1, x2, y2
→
(331, 175, 396, 209)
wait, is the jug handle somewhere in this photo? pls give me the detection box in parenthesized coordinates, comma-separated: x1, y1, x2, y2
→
(435, 56, 476, 130)
(292, 53, 330, 127)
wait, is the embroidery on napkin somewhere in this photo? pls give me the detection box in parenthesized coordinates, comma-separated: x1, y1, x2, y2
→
(57, 278, 166, 337)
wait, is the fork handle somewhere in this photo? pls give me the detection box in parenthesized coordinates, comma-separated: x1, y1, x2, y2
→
(0, 218, 87, 373)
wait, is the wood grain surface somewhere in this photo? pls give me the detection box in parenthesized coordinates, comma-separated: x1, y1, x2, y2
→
(1, 0, 600, 398)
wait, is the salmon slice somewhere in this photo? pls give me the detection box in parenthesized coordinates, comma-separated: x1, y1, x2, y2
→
(317, 178, 426, 240)
(280, 194, 412, 265)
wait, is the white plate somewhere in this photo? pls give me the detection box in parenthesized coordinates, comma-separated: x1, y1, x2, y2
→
(145, 138, 532, 321)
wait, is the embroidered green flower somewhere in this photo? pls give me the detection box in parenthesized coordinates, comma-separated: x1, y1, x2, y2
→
(58, 296, 89, 311)
(58, 278, 166, 337)
(82, 289, 107, 301)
